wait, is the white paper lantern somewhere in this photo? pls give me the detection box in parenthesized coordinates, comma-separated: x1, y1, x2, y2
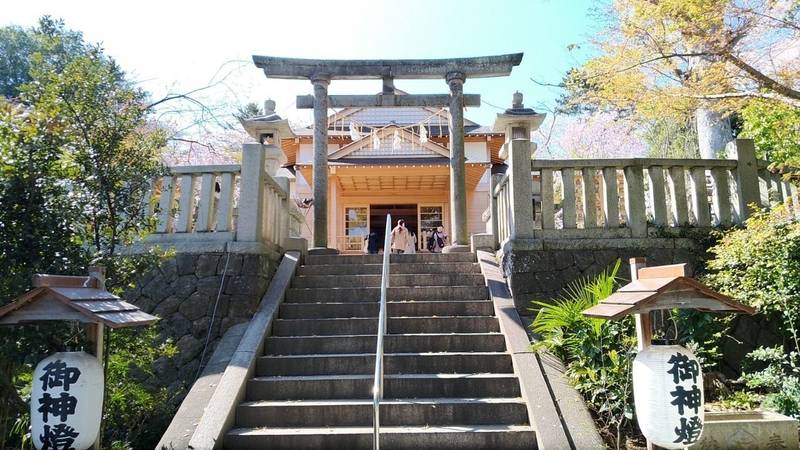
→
(31, 351, 104, 450)
(633, 344, 704, 448)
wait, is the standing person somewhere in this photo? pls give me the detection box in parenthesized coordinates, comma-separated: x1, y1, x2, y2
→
(391, 219, 410, 254)
(406, 231, 417, 254)
(431, 225, 448, 253)
(366, 230, 380, 254)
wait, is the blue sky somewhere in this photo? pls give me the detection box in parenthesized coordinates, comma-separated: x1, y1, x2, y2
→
(3, 0, 598, 127)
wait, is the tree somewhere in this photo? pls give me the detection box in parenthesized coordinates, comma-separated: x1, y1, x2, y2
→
(642, 116, 701, 159)
(21, 48, 167, 278)
(0, 16, 87, 98)
(0, 97, 90, 449)
(740, 99, 800, 179)
(562, 0, 800, 158)
(0, 18, 172, 449)
(555, 112, 647, 158)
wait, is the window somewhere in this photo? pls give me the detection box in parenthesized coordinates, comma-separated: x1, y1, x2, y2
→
(343, 207, 368, 251)
(419, 206, 444, 233)
(419, 205, 444, 251)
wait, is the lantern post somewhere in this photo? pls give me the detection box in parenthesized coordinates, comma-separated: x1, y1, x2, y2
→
(0, 267, 157, 450)
(583, 258, 755, 449)
(630, 257, 652, 352)
(86, 266, 105, 450)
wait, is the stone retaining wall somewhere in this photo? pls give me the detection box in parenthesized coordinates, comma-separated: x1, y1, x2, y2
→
(121, 251, 278, 403)
(501, 236, 786, 378)
(502, 238, 708, 312)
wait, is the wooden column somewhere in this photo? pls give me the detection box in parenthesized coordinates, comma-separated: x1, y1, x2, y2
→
(312, 75, 331, 250)
(446, 71, 469, 250)
(629, 258, 651, 351)
(87, 266, 105, 450)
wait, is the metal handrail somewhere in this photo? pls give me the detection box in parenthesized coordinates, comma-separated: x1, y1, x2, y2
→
(373, 213, 391, 450)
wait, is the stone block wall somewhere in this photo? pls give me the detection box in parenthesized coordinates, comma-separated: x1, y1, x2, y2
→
(502, 238, 708, 313)
(121, 251, 278, 399)
(501, 236, 786, 379)
(720, 313, 786, 377)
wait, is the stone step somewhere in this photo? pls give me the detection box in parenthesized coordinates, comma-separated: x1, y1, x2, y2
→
(292, 273, 486, 288)
(272, 316, 500, 336)
(285, 286, 488, 303)
(256, 352, 514, 376)
(264, 333, 507, 355)
(306, 253, 477, 265)
(279, 300, 495, 319)
(236, 397, 529, 428)
(224, 425, 537, 450)
(297, 262, 481, 276)
(246, 373, 522, 400)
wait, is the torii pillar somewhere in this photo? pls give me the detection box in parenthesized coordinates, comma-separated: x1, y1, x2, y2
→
(252, 54, 523, 255)
(311, 75, 331, 252)
(445, 71, 469, 252)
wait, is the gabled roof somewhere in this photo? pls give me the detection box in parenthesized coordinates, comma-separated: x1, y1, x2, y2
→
(0, 274, 157, 328)
(299, 89, 480, 133)
(583, 263, 755, 320)
(329, 125, 451, 160)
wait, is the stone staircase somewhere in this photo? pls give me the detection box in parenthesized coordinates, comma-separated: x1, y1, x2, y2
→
(224, 252, 537, 449)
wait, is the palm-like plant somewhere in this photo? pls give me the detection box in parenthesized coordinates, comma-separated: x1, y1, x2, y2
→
(531, 259, 622, 360)
(530, 259, 639, 448)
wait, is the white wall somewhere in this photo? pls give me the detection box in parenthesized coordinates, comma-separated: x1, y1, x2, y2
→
(465, 141, 488, 163)
(296, 143, 341, 163)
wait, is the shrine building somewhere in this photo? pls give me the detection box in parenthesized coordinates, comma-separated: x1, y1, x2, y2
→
(282, 93, 505, 252)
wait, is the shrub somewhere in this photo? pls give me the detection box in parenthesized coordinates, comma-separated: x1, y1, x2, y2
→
(705, 206, 800, 417)
(531, 260, 639, 446)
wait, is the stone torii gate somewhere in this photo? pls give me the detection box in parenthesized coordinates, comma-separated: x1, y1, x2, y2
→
(253, 53, 523, 254)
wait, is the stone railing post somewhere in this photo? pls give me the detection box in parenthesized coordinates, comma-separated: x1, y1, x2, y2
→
(237, 143, 266, 242)
(489, 173, 502, 250)
(275, 176, 291, 248)
(727, 138, 762, 219)
(507, 138, 535, 241)
(623, 163, 647, 237)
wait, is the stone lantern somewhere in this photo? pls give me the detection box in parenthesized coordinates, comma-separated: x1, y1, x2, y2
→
(239, 100, 295, 176)
(492, 92, 545, 161)
(489, 92, 547, 250)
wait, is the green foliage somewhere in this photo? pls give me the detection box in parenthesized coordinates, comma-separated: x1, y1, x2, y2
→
(705, 206, 800, 418)
(716, 390, 762, 411)
(0, 16, 174, 450)
(741, 99, 800, 165)
(235, 101, 264, 121)
(672, 309, 726, 369)
(740, 99, 800, 181)
(642, 116, 700, 159)
(21, 44, 168, 272)
(531, 260, 639, 446)
(0, 16, 87, 98)
(103, 327, 180, 447)
(740, 347, 800, 418)
(705, 206, 800, 326)
(0, 98, 87, 300)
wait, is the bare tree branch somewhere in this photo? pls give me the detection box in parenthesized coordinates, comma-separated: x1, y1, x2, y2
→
(721, 51, 800, 101)
(683, 91, 800, 108)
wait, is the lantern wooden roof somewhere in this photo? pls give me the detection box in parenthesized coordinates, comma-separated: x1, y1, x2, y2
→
(582, 263, 755, 320)
(0, 273, 157, 328)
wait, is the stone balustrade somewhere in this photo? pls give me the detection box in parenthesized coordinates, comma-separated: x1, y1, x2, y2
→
(487, 139, 800, 251)
(143, 143, 306, 255)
